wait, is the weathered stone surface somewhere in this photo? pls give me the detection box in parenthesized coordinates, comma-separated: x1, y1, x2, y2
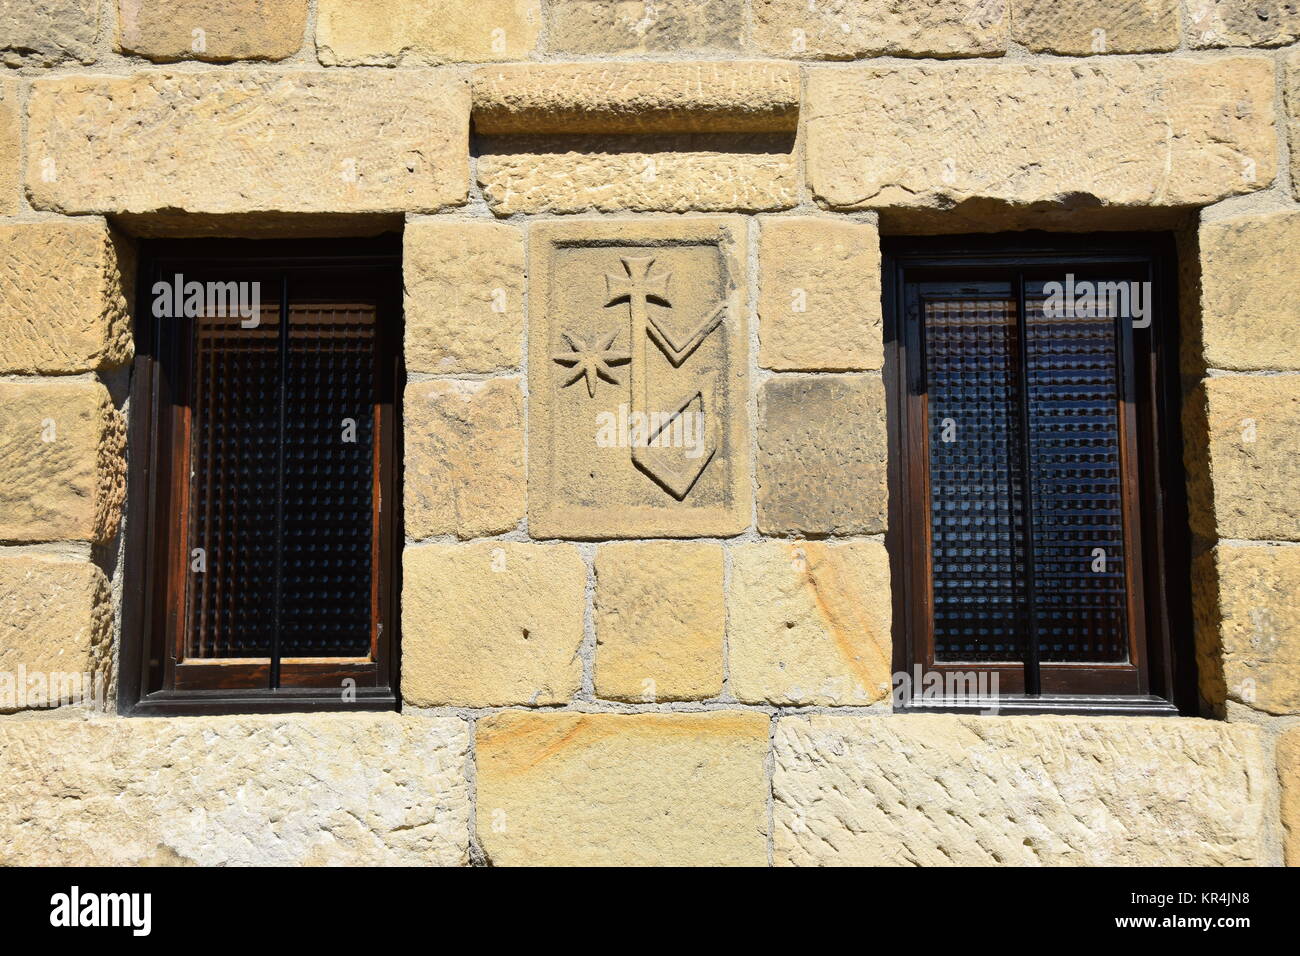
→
(404, 379, 525, 540)
(316, 0, 540, 64)
(1200, 211, 1300, 371)
(774, 715, 1275, 865)
(404, 221, 523, 374)
(117, 0, 307, 61)
(1014, 0, 1180, 54)
(751, 0, 1007, 58)
(758, 217, 882, 371)
(402, 543, 585, 707)
(529, 218, 751, 538)
(549, 0, 742, 53)
(0, 221, 133, 375)
(594, 541, 724, 702)
(1195, 544, 1300, 715)
(0, 81, 17, 216)
(1188, 0, 1300, 47)
(0, 0, 98, 66)
(476, 710, 769, 865)
(1289, 51, 1300, 203)
(808, 58, 1275, 211)
(0, 555, 111, 712)
(1189, 375, 1300, 541)
(27, 71, 469, 215)
(0, 381, 125, 544)
(757, 374, 887, 535)
(0, 714, 470, 865)
(1280, 727, 1300, 866)
(473, 62, 799, 135)
(728, 541, 891, 706)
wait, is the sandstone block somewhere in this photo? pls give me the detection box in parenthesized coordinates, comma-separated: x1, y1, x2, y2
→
(751, 0, 1008, 59)
(1013, 0, 1180, 54)
(0, 0, 98, 67)
(548, 0, 743, 54)
(402, 543, 585, 707)
(0, 81, 17, 216)
(1280, 726, 1300, 865)
(117, 0, 307, 61)
(1188, 0, 1300, 47)
(316, 0, 540, 64)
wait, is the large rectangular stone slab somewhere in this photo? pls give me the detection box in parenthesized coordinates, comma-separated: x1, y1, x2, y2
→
(1014, 0, 1180, 54)
(476, 710, 769, 866)
(317, 0, 541, 64)
(27, 71, 469, 215)
(0, 0, 98, 66)
(752, 0, 1006, 58)
(774, 715, 1276, 865)
(528, 218, 750, 538)
(0, 714, 471, 865)
(117, 0, 308, 61)
(548, 0, 743, 54)
(807, 57, 1275, 210)
(0, 220, 133, 374)
(0, 381, 125, 543)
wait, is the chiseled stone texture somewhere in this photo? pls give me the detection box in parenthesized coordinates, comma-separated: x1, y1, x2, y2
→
(1195, 544, 1300, 716)
(402, 543, 585, 707)
(1013, 0, 1180, 54)
(751, 0, 1008, 59)
(0, 381, 125, 544)
(0, 0, 98, 67)
(1188, 0, 1300, 47)
(549, 0, 743, 54)
(404, 221, 523, 374)
(476, 710, 769, 866)
(117, 0, 308, 61)
(729, 540, 891, 706)
(1280, 727, 1300, 866)
(758, 217, 882, 371)
(0, 555, 111, 712)
(404, 379, 525, 540)
(1200, 211, 1300, 371)
(316, 0, 540, 65)
(528, 218, 751, 538)
(757, 374, 887, 535)
(807, 57, 1275, 211)
(594, 541, 724, 702)
(774, 715, 1276, 866)
(0, 81, 17, 216)
(27, 71, 469, 216)
(0, 714, 471, 865)
(1290, 51, 1300, 202)
(0, 221, 133, 375)
(1189, 375, 1300, 541)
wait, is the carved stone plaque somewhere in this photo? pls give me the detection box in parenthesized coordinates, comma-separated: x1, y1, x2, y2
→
(529, 218, 750, 538)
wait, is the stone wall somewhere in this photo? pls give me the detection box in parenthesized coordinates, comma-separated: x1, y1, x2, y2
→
(0, 0, 1297, 866)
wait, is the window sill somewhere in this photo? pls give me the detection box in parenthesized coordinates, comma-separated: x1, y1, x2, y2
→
(894, 695, 1181, 718)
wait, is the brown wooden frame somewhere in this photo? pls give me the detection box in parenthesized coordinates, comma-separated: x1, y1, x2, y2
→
(883, 233, 1195, 716)
(119, 237, 402, 716)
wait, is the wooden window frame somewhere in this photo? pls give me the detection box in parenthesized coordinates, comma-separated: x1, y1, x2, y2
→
(119, 237, 402, 716)
(883, 233, 1196, 716)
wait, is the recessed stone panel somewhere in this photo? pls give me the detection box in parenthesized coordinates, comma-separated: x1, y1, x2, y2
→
(528, 218, 750, 538)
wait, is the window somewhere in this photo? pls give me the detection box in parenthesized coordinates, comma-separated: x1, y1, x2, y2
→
(883, 234, 1194, 715)
(120, 239, 401, 715)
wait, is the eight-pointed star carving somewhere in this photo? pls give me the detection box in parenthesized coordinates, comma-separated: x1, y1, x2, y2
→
(551, 329, 631, 397)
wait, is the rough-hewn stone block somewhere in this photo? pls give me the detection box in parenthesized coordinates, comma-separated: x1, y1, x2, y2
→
(0, 80, 17, 216)
(1189, 375, 1300, 541)
(117, 0, 307, 61)
(757, 374, 887, 535)
(0, 381, 125, 544)
(0, 221, 133, 375)
(476, 710, 769, 865)
(751, 0, 1007, 58)
(0, 554, 111, 712)
(1013, 0, 1180, 54)
(549, 0, 742, 53)
(0, 0, 98, 66)
(404, 379, 525, 540)
(402, 543, 585, 707)
(729, 541, 891, 706)
(1195, 544, 1300, 715)
(528, 218, 751, 538)
(758, 217, 882, 371)
(316, 0, 540, 64)
(1289, 51, 1300, 202)
(404, 221, 523, 374)
(594, 541, 724, 702)
(27, 71, 469, 216)
(1200, 211, 1300, 371)
(0, 714, 470, 865)
(808, 58, 1275, 211)
(1280, 727, 1300, 866)
(774, 715, 1275, 865)
(1189, 0, 1300, 47)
